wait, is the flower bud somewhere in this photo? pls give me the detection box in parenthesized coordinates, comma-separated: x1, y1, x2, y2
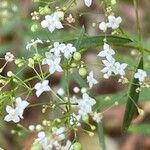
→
(73, 142, 82, 150)
(7, 71, 13, 77)
(79, 68, 87, 77)
(73, 52, 81, 61)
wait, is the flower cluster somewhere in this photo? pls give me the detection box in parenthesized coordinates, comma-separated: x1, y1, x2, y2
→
(99, 15, 122, 32)
(98, 43, 128, 79)
(4, 97, 29, 123)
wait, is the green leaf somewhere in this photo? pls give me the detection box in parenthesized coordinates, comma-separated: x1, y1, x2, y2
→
(75, 26, 85, 51)
(65, 35, 132, 51)
(128, 124, 150, 135)
(71, 72, 88, 88)
(122, 57, 143, 133)
(98, 121, 106, 150)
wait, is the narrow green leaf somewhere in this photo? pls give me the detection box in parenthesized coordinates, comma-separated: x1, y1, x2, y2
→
(122, 57, 143, 133)
(129, 124, 150, 135)
(75, 26, 85, 51)
(98, 121, 106, 150)
(65, 35, 132, 51)
(71, 72, 88, 88)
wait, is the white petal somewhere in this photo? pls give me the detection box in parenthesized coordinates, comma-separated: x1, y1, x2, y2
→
(84, 0, 92, 7)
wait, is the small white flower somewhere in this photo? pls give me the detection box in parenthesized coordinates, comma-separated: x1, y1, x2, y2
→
(50, 42, 66, 57)
(87, 71, 98, 88)
(41, 11, 64, 32)
(107, 15, 122, 29)
(134, 69, 147, 82)
(26, 38, 43, 50)
(34, 80, 51, 97)
(78, 93, 96, 116)
(15, 97, 30, 118)
(42, 51, 63, 74)
(4, 98, 29, 123)
(42, 51, 58, 65)
(70, 113, 81, 126)
(5, 52, 14, 62)
(114, 62, 128, 76)
(98, 43, 115, 60)
(61, 43, 76, 59)
(99, 22, 107, 32)
(4, 106, 20, 123)
(47, 57, 63, 74)
(36, 132, 51, 150)
(101, 57, 116, 78)
(84, 0, 92, 7)
(92, 112, 102, 123)
(52, 127, 65, 141)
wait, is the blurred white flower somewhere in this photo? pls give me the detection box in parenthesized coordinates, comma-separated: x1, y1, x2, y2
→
(47, 57, 63, 74)
(107, 15, 122, 29)
(98, 43, 115, 60)
(41, 11, 64, 32)
(50, 42, 65, 57)
(92, 112, 102, 123)
(34, 80, 51, 97)
(101, 57, 116, 78)
(84, 0, 92, 7)
(52, 127, 65, 141)
(78, 93, 96, 116)
(70, 113, 81, 126)
(26, 38, 43, 50)
(61, 43, 76, 59)
(99, 22, 107, 32)
(36, 132, 51, 150)
(134, 69, 147, 82)
(4, 98, 29, 123)
(87, 71, 98, 88)
(42, 51, 63, 74)
(5, 52, 14, 62)
(114, 62, 128, 76)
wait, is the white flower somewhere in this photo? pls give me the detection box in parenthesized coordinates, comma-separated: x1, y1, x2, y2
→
(47, 57, 63, 74)
(87, 71, 98, 88)
(41, 11, 64, 32)
(84, 0, 92, 7)
(34, 80, 51, 97)
(42, 51, 63, 74)
(107, 15, 122, 29)
(101, 57, 116, 78)
(78, 93, 96, 116)
(98, 43, 115, 60)
(92, 112, 102, 123)
(50, 42, 65, 57)
(5, 52, 14, 62)
(42, 51, 58, 65)
(99, 22, 107, 32)
(4, 98, 29, 123)
(61, 43, 76, 59)
(15, 97, 30, 118)
(134, 69, 147, 82)
(114, 62, 128, 76)
(4, 106, 20, 123)
(36, 132, 51, 150)
(70, 113, 81, 126)
(26, 38, 43, 50)
(52, 127, 65, 141)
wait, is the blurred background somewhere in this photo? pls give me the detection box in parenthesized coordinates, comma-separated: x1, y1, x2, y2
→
(0, 0, 150, 149)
